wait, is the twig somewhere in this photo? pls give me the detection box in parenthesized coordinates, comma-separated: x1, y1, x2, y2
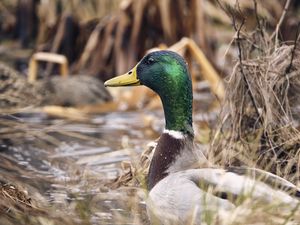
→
(235, 20, 245, 62)
(236, 3, 265, 126)
(286, 22, 300, 73)
(215, 0, 238, 25)
(270, 0, 291, 48)
(252, 0, 264, 39)
(216, 0, 263, 124)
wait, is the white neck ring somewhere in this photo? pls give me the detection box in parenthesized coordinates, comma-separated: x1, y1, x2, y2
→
(163, 129, 185, 139)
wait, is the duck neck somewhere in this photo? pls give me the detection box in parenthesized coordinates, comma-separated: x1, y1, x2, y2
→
(160, 76, 193, 136)
(147, 77, 194, 190)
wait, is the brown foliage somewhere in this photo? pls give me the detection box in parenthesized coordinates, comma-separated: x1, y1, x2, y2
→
(211, 30, 300, 183)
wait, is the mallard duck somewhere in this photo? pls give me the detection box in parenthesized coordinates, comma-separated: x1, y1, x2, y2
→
(37, 75, 112, 107)
(28, 52, 112, 107)
(105, 51, 300, 224)
(0, 53, 112, 110)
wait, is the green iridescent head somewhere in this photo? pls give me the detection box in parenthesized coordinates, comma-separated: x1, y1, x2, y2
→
(105, 50, 193, 135)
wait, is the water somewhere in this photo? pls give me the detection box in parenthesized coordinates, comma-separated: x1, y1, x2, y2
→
(0, 110, 159, 224)
(0, 83, 218, 224)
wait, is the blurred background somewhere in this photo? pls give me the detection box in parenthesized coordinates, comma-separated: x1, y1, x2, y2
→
(0, 0, 300, 224)
(0, 0, 298, 79)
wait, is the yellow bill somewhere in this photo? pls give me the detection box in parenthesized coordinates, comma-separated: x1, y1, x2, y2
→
(104, 65, 140, 87)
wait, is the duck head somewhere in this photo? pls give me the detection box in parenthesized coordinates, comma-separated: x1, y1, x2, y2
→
(105, 50, 193, 136)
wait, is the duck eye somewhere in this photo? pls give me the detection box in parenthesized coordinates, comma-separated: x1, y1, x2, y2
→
(147, 57, 155, 65)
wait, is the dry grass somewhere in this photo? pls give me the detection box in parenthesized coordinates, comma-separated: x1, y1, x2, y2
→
(210, 28, 300, 184)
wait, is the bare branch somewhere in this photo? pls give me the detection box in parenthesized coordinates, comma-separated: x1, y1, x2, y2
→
(216, 0, 263, 122)
(270, 0, 291, 47)
(253, 0, 264, 39)
(286, 22, 300, 73)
